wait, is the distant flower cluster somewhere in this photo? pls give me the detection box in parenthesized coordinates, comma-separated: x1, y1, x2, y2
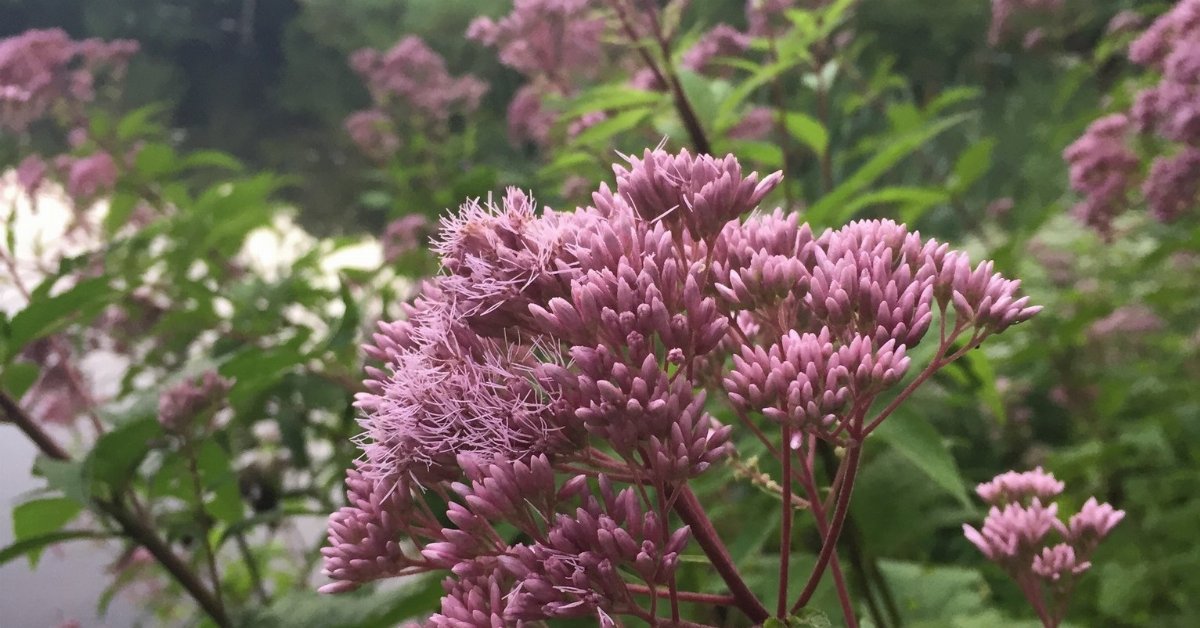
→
(0, 28, 138, 132)
(157, 370, 233, 432)
(467, 0, 605, 147)
(987, 0, 1065, 47)
(319, 148, 1038, 624)
(344, 36, 487, 158)
(3, 30, 137, 207)
(1067, 0, 1200, 234)
(964, 468, 1123, 626)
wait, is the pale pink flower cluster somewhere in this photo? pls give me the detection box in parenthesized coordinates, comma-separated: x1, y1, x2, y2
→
(344, 109, 400, 161)
(0, 28, 137, 132)
(987, 0, 1066, 46)
(1067, 1, 1200, 232)
(964, 468, 1124, 625)
(157, 370, 232, 432)
(343, 36, 486, 157)
(319, 148, 1039, 625)
(468, 0, 605, 148)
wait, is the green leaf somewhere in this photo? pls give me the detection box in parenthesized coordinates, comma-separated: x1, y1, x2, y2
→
(570, 107, 653, 148)
(1, 361, 40, 399)
(103, 190, 141, 236)
(180, 150, 244, 172)
(806, 113, 971, 226)
(116, 103, 167, 142)
(8, 277, 112, 352)
(196, 440, 245, 524)
(963, 350, 1007, 425)
(950, 138, 995, 194)
(84, 418, 163, 494)
(35, 457, 90, 504)
(790, 609, 834, 627)
(12, 497, 84, 566)
(872, 410, 971, 507)
(0, 530, 111, 567)
(324, 277, 361, 352)
(134, 143, 179, 179)
(837, 186, 949, 224)
(240, 576, 442, 628)
(783, 111, 829, 155)
(718, 56, 809, 127)
(562, 85, 665, 118)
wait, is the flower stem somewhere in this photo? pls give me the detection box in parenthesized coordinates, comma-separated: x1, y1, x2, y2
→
(792, 442, 862, 614)
(1, 390, 231, 627)
(673, 486, 770, 623)
(778, 422, 794, 618)
(801, 436, 859, 627)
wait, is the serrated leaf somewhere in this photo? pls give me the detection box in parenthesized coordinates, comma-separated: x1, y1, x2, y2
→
(836, 186, 949, 224)
(1, 361, 40, 398)
(134, 143, 179, 179)
(35, 457, 90, 504)
(239, 576, 442, 628)
(180, 150, 243, 172)
(12, 497, 84, 565)
(783, 111, 829, 155)
(872, 410, 970, 507)
(0, 530, 111, 567)
(8, 277, 112, 352)
(570, 107, 653, 148)
(806, 113, 971, 227)
(790, 608, 834, 627)
(84, 417, 163, 494)
(116, 103, 167, 142)
(950, 139, 995, 193)
(562, 85, 665, 118)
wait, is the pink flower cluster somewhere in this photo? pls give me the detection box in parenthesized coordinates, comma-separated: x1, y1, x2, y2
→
(964, 468, 1124, 626)
(468, 0, 605, 148)
(157, 371, 232, 432)
(1067, 1, 1200, 232)
(343, 36, 486, 157)
(987, 0, 1065, 46)
(0, 28, 137, 132)
(319, 148, 1039, 625)
(681, 25, 750, 76)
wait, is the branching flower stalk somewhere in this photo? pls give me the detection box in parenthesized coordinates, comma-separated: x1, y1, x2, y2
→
(319, 147, 1039, 625)
(0, 390, 231, 627)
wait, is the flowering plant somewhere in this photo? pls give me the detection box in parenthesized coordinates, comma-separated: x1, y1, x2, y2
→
(318, 146, 1040, 625)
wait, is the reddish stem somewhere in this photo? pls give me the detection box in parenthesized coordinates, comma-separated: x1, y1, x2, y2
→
(792, 443, 862, 613)
(798, 435, 859, 628)
(673, 487, 770, 623)
(626, 583, 738, 606)
(778, 422, 794, 618)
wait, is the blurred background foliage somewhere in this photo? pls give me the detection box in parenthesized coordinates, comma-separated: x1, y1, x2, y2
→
(2, 0, 1198, 626)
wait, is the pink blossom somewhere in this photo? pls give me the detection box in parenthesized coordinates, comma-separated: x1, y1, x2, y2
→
(975, 467, 1065, 506)
(682, 24, 750, 76)
(15, 154, 47, 195)
(1063, 114, 1138, 235)
(988, 0, 1065, 46)
(381, 215, 430, 263)
(1032, 543, 1092, 581)
(343, 109, 400, 160)
(349, 36, 487, 123)
(157, 370, 232, 432)
(62, 152, 118, 201)
(467, 0, 605, 83)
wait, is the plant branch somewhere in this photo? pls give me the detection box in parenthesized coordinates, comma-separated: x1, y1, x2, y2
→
(778, 422, 794, 618)
(792, 442, 862, 614)
(0, 389, 231, 627)
(801, 435, 858, 628)
(626, 583, 737, 606)
(673, 486, 770, 623)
